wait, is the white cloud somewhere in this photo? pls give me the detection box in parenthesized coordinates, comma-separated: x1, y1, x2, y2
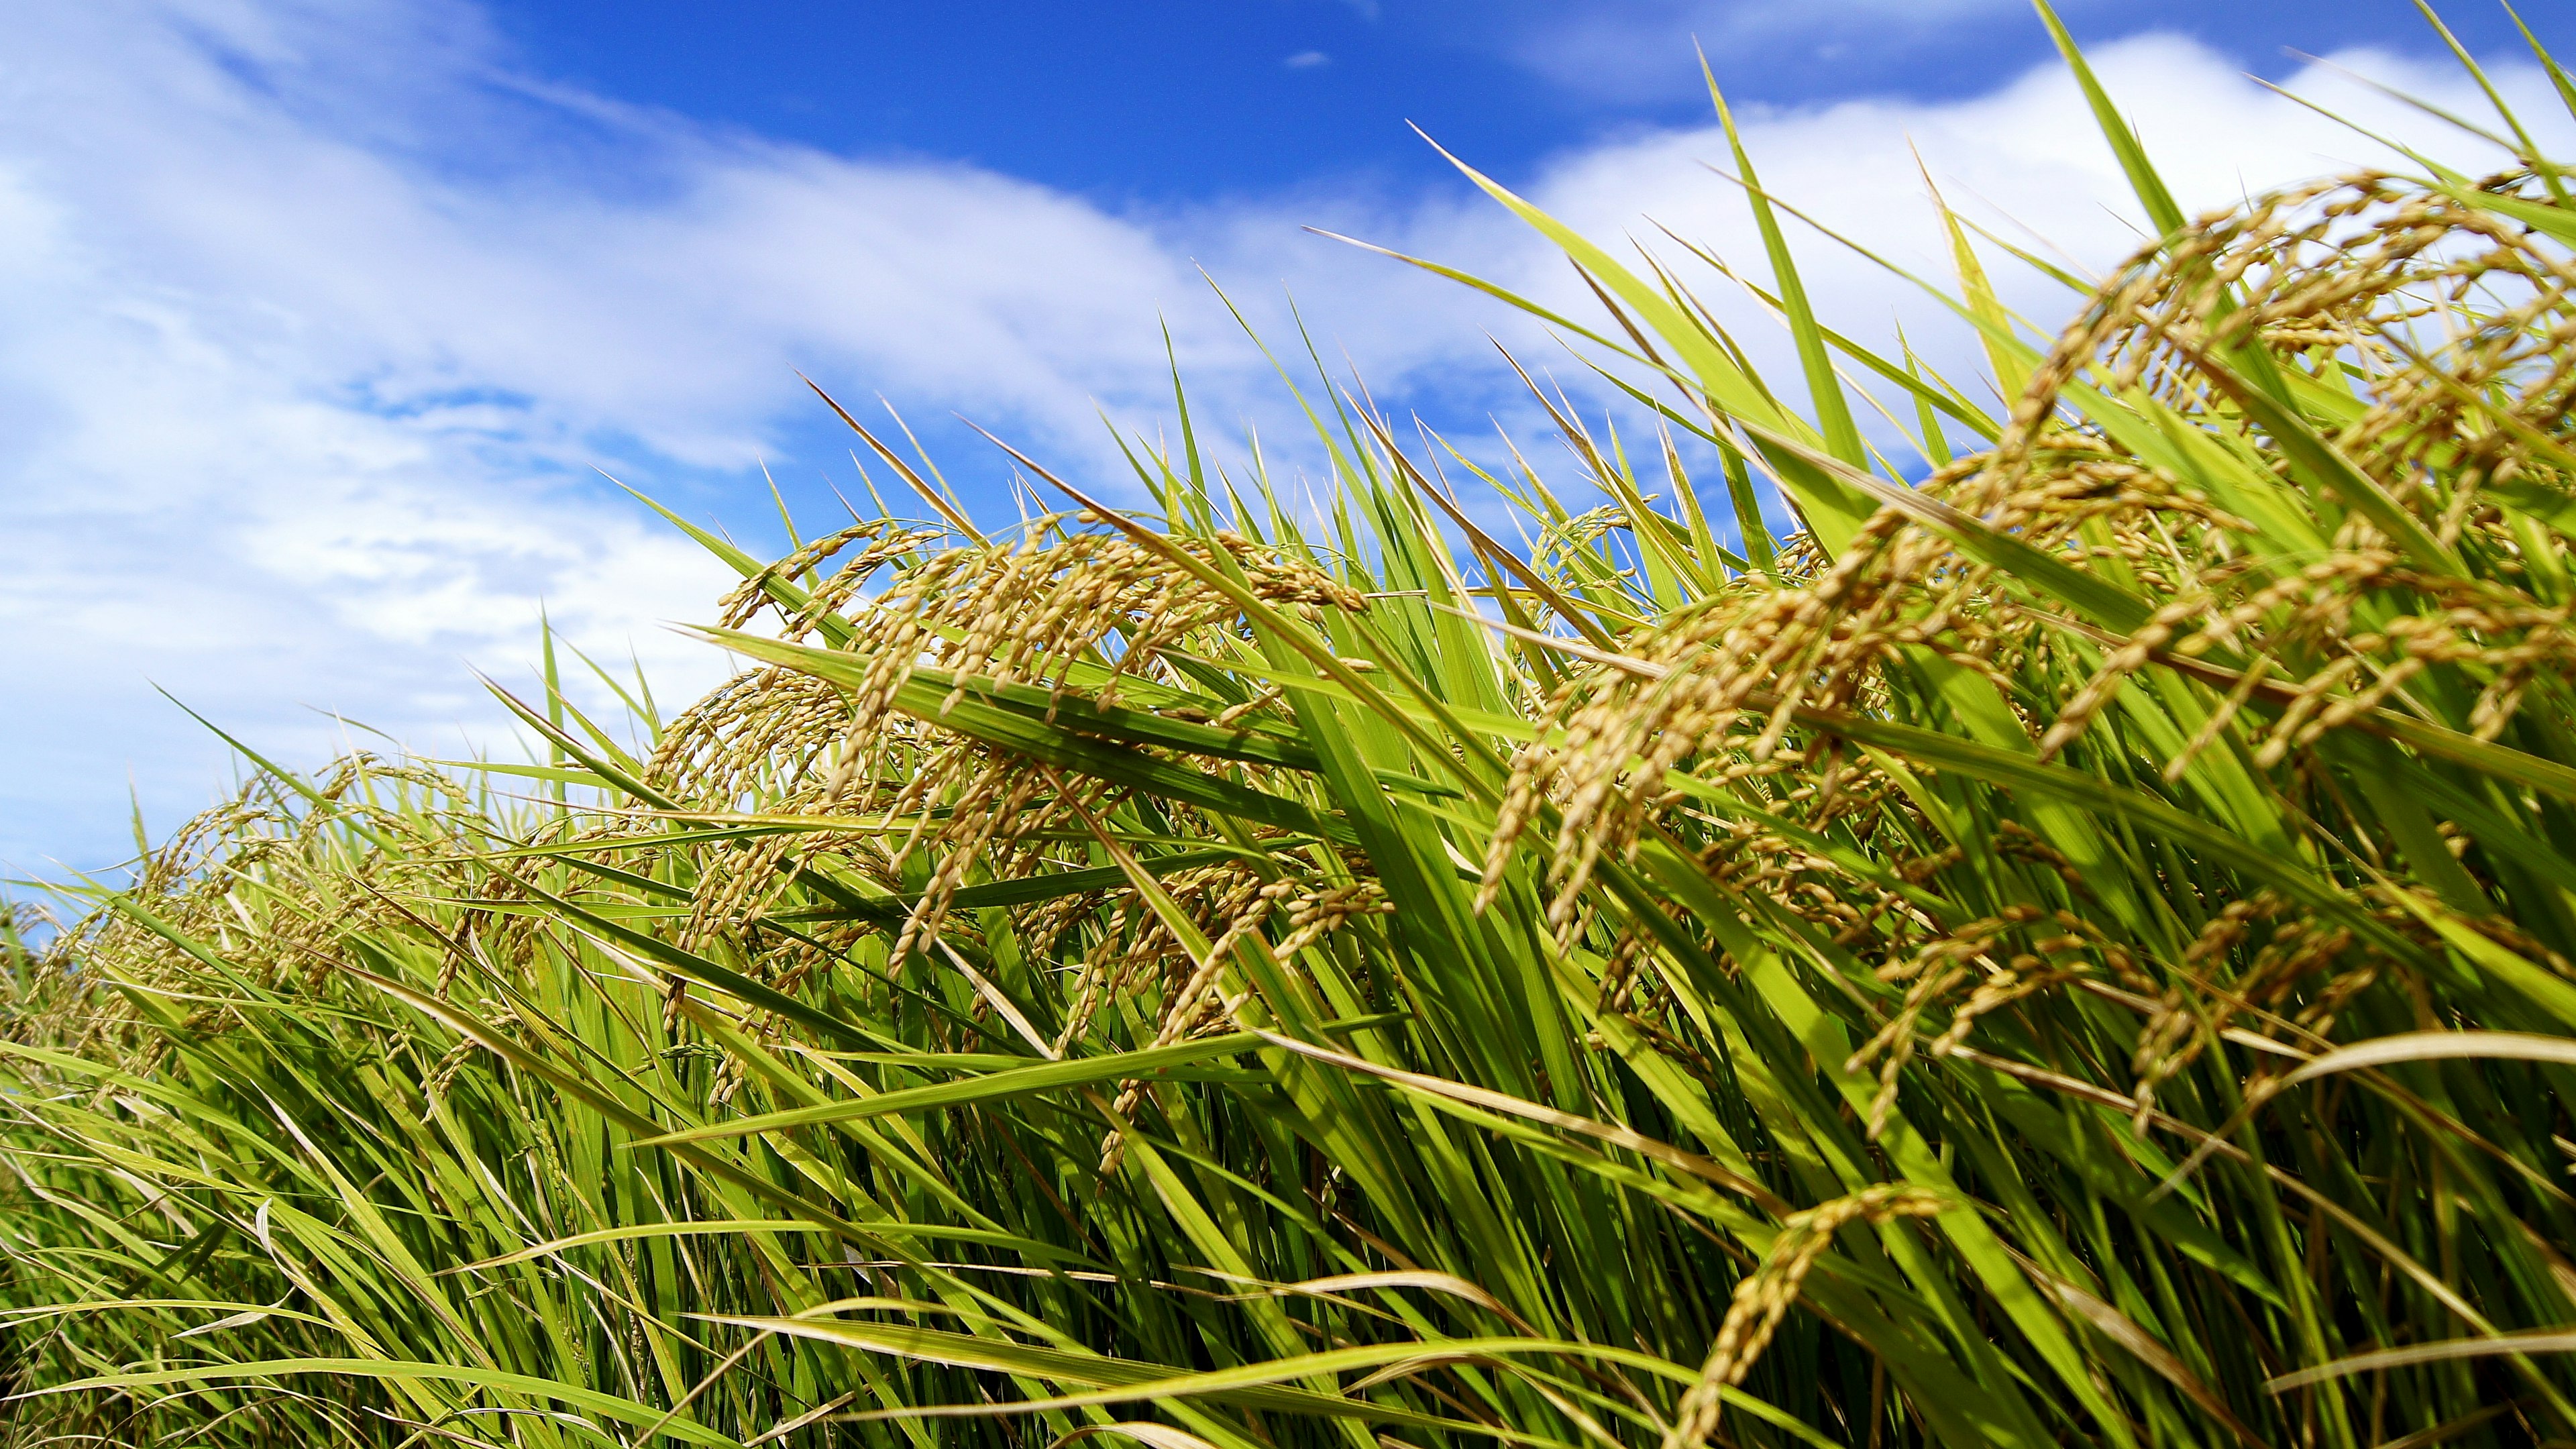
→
(1381, 34, 2571, 455)
(0, 0, 2561, 875)
(1189, 37, 2570, 492)
(0, 0, 1234, 873)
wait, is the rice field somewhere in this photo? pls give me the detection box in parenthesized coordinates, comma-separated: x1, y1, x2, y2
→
(8, 13, 2576, 1448)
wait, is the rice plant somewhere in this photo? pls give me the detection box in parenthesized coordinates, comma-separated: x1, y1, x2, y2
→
(9, 11, 2576, 1447)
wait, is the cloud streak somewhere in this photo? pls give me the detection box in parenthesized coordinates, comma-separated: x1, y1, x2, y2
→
(1479, 0, 2033, 102)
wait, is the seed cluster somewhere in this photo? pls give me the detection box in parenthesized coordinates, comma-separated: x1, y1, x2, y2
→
(1662, 1185, 1951, 1448)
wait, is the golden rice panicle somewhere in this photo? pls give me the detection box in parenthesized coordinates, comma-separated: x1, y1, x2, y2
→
(640, 518, 1375, 999)
(1661, 1186, 1951, 1449)
(1495, 168, 2576, 951)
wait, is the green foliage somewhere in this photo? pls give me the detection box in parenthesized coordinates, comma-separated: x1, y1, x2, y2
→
(11, 17, 2576, 1448)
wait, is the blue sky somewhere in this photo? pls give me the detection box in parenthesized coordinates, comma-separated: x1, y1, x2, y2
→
(491, 1, 2545, 197)
(1, 0, 2568, 880)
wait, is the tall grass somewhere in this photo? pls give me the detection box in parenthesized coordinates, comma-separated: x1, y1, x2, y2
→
(10, 13, 2576, 1447)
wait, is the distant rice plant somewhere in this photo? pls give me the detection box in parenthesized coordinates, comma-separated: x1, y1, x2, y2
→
(10, 12, 2576, 1447)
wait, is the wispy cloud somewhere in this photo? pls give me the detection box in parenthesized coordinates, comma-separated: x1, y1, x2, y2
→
(1285, 50, 1333, 70)
(0, 0, 1240, 870)
(0, 0, 2557, 874)
(1476, 0, 2035, 101)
